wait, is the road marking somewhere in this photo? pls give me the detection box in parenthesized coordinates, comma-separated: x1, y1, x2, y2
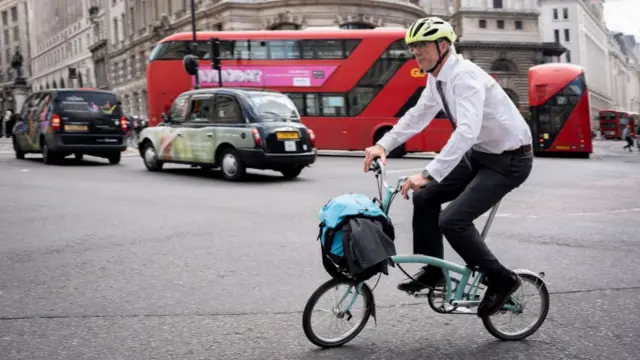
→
(480, 207, 640, 219)
(386, 168, 425, 174)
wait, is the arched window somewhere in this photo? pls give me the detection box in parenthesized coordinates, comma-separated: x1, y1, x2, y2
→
(60, 78, 65, 88)
(78, 72, 84, 87)
(503, 88, 519, 106)
(340, 22, 375, 29)
(45, 82, 50, 89)
(52, 80, 57, 88)
(491, 58, 517, 72)
(269, 23, 300, 30)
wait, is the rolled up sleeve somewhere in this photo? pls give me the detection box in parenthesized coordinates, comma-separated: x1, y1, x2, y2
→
(425, 72, 484, 182)
(376, 84, 441, 154)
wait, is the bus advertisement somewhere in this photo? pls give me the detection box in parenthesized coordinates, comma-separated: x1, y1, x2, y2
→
(528, 63, 592, 158)
(145, 29, 453, 157)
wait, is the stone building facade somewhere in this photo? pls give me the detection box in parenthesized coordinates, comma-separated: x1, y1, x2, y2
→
(449, 0, 566, 114)
(27, 0, 96, 92)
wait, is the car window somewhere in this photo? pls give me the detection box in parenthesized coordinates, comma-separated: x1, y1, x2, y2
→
(54, 91, 122, 117)
(168, 94, 189, 123)
(247, 92, 301, 122)
(187, 96, 215, 123)
(215, 95, 243, 124)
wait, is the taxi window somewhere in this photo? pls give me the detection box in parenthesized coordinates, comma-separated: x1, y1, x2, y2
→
(55, 92, 122, 117)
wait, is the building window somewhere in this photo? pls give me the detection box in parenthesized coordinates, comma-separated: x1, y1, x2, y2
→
(563, 8, 568, 19)
(340, 23, 375, 29)
(269, 23, 299, 30)
(564, 29, 570, 42)
(497, 20, 504, 29)
(491, 58, 517, 72)
(493, 0, 503, 9)
(515, 20, 522, 30)
(553, 8, 558, 20)
(565, 50, 571, 63)
(554, 29, 560, 43)
(479, 19, 486, 28)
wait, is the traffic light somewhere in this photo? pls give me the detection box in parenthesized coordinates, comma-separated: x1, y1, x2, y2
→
(209, 37, 221, 70)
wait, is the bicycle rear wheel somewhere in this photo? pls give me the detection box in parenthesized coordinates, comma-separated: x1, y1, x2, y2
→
(302, 278, 373, 348)
(482, 271, 550, 341)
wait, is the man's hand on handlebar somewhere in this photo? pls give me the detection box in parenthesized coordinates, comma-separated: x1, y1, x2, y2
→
(364, 144, 386, 172)
(399, 173, 431, 200)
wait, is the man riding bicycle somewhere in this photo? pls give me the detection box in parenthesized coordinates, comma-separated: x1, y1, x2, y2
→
(363, 17, 533, 318)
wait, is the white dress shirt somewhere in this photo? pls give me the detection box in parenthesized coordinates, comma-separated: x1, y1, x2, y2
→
(376, 51, 532, 183)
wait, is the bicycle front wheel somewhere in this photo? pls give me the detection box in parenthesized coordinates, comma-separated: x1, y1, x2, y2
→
(302, 277, 373, 348)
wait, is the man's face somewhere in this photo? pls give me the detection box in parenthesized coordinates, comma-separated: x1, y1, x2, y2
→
(409, 41, 444, 71)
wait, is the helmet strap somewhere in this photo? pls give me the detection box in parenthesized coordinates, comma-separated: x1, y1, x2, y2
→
(425, 40, 450, 74)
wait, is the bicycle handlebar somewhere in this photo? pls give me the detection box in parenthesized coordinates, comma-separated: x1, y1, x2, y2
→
(368, 157, 407, 199)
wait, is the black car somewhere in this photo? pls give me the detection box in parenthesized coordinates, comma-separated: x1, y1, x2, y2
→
(138, 87, 317, 180)
(12, 88, 128, 164)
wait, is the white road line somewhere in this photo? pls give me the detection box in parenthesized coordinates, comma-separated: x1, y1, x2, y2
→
(479, 207, 640, 219)
(386, 168, 425, 174)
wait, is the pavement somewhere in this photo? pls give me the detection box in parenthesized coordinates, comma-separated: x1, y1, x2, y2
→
(0, 137, 639, 359)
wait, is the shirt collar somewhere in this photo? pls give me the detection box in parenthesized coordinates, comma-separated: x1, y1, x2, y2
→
(434, 52, 460, 82)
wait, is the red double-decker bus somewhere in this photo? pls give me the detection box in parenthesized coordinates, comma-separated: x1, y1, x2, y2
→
(146, 29, 453, 157)
(528, 63, 592, 158)
(597, 109, 635, 139)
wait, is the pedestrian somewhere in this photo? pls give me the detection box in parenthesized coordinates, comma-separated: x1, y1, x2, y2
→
(622, 124, 633, 152)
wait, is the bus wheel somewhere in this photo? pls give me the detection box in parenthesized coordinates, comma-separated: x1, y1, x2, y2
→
(374, 128, 405, 158)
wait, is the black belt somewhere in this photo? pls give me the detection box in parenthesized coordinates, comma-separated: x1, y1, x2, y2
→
(501, 144, 532, 156)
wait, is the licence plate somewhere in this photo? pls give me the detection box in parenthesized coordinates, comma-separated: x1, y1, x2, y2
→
(276, 131, 299, 140)
(64, 124, 88, 131)
(284, 141, 296, 152)
(555, 145, 570, 150)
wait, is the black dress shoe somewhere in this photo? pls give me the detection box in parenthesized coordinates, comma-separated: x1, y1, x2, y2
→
(397, 266, 445, 293)
(477, 270, 521, 317)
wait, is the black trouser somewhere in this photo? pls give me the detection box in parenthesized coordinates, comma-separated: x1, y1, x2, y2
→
(412, 147, 533, 277)
(624, 137, 633, 150)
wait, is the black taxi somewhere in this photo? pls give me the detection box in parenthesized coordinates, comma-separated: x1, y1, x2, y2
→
(138, 88, 317, 180)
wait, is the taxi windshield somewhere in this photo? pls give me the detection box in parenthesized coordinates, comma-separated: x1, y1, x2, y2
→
(247, 92, 301, 122)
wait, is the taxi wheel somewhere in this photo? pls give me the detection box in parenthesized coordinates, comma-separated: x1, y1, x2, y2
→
(281, 166, 303, 179)
(108, 153, 121, 165)
(219, 148, 246, 181)
(143, 141, 163, 172)
(12, 136, 24, 159)
(42, 143, 57, 165)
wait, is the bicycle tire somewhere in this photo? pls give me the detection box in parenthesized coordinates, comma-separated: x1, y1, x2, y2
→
(302, 278, 373, 348)
(482, 272, 550, 341)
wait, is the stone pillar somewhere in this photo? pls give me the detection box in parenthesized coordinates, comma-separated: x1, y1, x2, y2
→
(11, 82, 29, 113)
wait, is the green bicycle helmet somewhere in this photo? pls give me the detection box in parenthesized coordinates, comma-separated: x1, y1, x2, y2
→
(406, 17, 457, 73)
(405, 17, 457, 45)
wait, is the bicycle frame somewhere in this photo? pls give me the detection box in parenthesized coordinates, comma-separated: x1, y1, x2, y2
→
(339, 159, 517, 312)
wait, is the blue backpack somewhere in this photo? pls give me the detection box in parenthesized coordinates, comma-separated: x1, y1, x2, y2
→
(317, 193, 395, 281)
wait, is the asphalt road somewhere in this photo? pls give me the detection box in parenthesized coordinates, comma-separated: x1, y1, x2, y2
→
(1, 139, 639, 360)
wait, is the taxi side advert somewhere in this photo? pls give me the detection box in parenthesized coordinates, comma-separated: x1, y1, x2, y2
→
(137, 88, 317, 181)
(12, 89, 128, 164)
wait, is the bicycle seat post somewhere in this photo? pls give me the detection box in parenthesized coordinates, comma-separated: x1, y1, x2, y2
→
(480, 200, 501, 241)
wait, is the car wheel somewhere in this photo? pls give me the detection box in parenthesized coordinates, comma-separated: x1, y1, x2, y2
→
(12, 136, 24, 159)
(42, 143, 56, 164)
(281, 166, 303, 179)
(108, 153, 121, 165)
(220, 148, 246, 181)
(143, 142, 163, 171)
